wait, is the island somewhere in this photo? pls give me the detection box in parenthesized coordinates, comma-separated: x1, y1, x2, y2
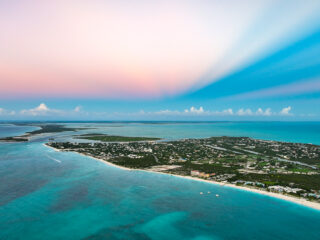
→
(46, 136, 320, 205)
(0, 124, 89, 142)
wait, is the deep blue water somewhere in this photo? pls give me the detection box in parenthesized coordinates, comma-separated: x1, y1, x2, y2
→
(0, 122, 320, 240)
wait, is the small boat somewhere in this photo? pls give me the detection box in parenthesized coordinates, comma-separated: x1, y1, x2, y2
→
(216, 194, 219, 197)
(200, 192, 203, 195)
(207, 191, 211, 194)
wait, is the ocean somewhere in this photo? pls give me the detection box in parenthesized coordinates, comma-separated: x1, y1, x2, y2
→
(0, 124, 39, 138)
(0, 122, 320, 240)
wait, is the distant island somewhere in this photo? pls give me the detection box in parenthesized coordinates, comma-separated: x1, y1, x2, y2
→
(0, 124, 89, 142)
(46, 135, 320, 208)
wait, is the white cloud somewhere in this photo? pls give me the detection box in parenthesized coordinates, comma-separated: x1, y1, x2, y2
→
(256, 108, 263, 115)
(256, 108, 272, 116)
(221, 108, 233, 115)
(74, 106, 82, 112)
(264, 108, 272, 116)
(75, 106, 292, 118)
(18, 103, 88, 117)
(143, 107, 275, 117)
(155, 109, 180, 115)
(237, 108, 253, 116)
(16, 103, 91, 118)
(37, 103, 49, 111)
(185, 106, 205, 114)
(20, 103, 58, 116)
(0, 108, 15, 115)
(136, 106, 208, 116)
(0, 105, 296, 119)
(142, 107, 285, 117)
(280, 106, 292, 115)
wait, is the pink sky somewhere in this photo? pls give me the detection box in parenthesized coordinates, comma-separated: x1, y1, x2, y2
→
(1, 0, 319, 99)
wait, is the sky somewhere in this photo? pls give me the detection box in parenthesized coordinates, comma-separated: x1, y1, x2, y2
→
(0, 0, 320, 121)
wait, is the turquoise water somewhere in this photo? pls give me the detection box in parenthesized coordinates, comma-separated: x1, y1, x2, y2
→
(1, 122, 320, 240)
(0, 124, 39, 138)
(64, 121, 320, 144)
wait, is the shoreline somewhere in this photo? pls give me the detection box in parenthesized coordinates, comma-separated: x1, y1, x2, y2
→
(44, 144, 320, 211)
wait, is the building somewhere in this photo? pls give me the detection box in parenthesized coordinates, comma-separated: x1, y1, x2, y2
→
(191, 170, 215, 178)
(191, 170, 200, 176)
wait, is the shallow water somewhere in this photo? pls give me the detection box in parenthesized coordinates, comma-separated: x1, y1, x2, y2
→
(0, 124, 39, 138)
(63, 121, 320, 144)
(1, 122, 320, 240)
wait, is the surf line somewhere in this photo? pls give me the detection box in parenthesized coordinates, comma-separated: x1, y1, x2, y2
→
(46, 154, 62, 163)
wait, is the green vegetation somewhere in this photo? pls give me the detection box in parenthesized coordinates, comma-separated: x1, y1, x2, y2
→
(0, 137, 28, 142)
(27, 124, 85, 135)
(111, 155, 157, 168)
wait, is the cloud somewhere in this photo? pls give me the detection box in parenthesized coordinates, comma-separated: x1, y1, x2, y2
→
(264, 108, 272, 116)
(20, 103, 60, 116)
(0, 104, 296, 119)
(184, 106, 205, 114)
(256, 108, 272, 116)
(154, 106, 208, 115)
(20, 103, 84, 117)
(0, 108, 15, 115)
(155, 109, 181, 115)
(144, 107, 280, 117)
(151, 106, 292, 117)
(37, 103, 49, 111)
(74, 106, 82, 112)
(221, 108, 233, 115)
(237, 108, 253, 116)
(0, 103, 87, 118)
(280, 106, 292, 115)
